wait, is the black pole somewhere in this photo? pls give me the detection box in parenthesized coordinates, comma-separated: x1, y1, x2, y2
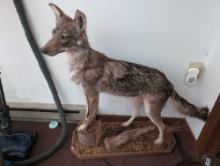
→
(13, 1, 67, 165)
(0, 73, 11, 133)
(0, 73, 6, 107)
(0, 148, 4, 166)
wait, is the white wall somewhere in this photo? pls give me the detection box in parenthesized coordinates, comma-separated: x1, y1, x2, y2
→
(1, 0, 220, 139)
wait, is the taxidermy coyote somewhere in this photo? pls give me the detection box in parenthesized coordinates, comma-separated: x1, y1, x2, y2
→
(41, 3, 209, 144)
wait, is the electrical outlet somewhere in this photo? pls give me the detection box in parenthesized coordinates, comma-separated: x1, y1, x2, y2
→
(190, 62, 204, 80)
(189, 62, 204, 70)
(189, 62, 204, 72)
(185, 62, 204, 85)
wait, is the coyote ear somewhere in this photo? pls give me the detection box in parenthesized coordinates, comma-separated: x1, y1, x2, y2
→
(49, 3, 71, 25)
(75, 10, 87, 31)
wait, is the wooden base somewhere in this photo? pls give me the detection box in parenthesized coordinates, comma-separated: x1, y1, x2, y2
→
(71, 120, 176, 159)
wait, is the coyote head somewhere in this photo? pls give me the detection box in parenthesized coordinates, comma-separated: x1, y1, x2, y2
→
(41, 3, 88, 56)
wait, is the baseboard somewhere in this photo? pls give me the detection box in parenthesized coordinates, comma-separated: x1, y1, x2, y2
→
(8, 102, 86, 123)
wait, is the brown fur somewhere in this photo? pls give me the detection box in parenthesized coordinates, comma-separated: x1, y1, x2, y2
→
(41, 3, 209, 144)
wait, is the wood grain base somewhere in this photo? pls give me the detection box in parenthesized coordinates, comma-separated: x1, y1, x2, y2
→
(71, 120, 176, 159)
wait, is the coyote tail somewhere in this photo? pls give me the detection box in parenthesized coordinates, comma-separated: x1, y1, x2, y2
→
(171, 90, 209, 121)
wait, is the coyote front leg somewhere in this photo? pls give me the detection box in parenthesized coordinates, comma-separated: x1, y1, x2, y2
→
(77, 90, 99, 131)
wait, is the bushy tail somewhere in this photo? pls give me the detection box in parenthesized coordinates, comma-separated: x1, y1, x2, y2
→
(171, 90, 209, 121)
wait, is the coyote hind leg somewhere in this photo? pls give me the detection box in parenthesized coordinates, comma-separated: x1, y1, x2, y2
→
(121, 96, 143, 127)
(143, 95, 168, 144)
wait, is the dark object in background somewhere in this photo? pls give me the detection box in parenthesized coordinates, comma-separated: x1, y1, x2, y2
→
(0, 148, 4, 166)
(0, 74, 37, 165)
(0, 73, 11, 134)
(0, 132, 37, 161)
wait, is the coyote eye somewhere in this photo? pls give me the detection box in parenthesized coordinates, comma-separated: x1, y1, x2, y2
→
(60, 33, 70, 45)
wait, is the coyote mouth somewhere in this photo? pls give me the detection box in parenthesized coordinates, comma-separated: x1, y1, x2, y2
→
(40, 48, 64, 56)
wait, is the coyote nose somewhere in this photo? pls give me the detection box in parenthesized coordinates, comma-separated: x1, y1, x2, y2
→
(40, 47, 48, 54)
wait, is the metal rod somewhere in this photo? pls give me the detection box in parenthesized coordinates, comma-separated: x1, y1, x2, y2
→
(0, 73, 7, 110)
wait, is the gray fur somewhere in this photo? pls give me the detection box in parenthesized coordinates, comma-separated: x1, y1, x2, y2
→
(41, 3, 209, 144)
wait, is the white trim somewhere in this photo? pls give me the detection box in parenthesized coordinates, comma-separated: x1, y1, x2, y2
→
(8, 102, 86, 123)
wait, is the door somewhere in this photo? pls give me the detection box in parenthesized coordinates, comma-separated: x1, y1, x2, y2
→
(196, 94, 220, 157)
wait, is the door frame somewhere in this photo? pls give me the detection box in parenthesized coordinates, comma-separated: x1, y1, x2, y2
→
(196, 94, 220, 157)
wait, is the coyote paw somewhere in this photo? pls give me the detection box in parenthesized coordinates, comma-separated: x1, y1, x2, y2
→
(77, 123, 87, 131)
(121, 121, 131, 127)
(154, 138, 163, 145)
